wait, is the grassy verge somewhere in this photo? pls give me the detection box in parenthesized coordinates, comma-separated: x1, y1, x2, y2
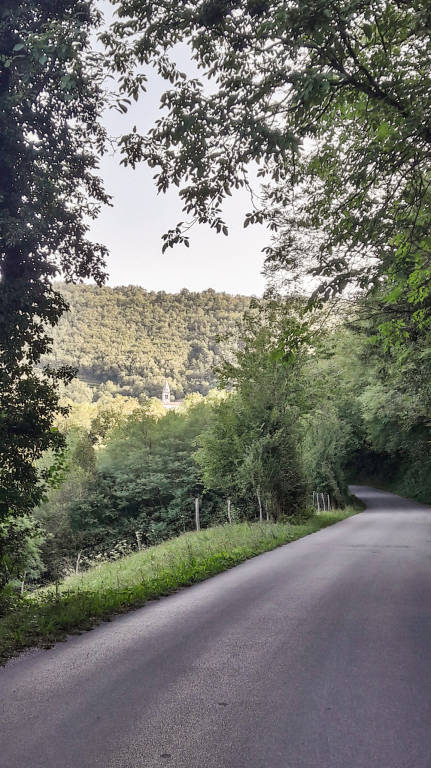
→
(0, 509, 356, 665)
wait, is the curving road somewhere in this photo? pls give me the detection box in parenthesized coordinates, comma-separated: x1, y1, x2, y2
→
(2, 486, 431, 767)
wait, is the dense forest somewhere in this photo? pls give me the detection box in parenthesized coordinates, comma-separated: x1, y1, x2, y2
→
(4, 285, 430, 593)
(46, 284, 251, 401)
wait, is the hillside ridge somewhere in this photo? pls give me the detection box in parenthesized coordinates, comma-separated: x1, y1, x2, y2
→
(47, 283, 251, 401)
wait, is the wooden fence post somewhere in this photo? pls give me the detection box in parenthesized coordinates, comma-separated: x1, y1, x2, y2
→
(195, 497, 200, 531)
(135, 531, 142, 551)
(257, 490, 263, 522)
(227, 498, 232, 524)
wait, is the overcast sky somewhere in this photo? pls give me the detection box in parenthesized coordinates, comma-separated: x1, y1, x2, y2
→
(89, 2, 268, 296)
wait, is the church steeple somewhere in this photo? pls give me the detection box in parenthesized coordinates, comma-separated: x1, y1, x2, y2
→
(162, 379, 170, 404)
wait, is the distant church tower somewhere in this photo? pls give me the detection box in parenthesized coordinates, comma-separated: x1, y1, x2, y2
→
(162, 380, 170, 405)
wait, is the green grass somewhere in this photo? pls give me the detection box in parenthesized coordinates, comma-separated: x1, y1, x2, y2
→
(0, 509, 356, 665)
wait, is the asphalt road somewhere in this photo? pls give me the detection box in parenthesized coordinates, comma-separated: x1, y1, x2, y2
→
(2, 486, 431, 768)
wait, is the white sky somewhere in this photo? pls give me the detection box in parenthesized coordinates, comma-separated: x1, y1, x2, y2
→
(89, 2, 268, 296)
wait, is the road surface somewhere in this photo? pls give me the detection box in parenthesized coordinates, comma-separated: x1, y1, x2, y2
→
(2, 486, 431, 767)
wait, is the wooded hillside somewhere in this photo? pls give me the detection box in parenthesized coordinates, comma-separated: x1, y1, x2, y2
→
(47, 284, 251, 400)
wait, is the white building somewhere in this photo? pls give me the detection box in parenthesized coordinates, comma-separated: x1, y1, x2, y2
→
(162, 379, 171, 405)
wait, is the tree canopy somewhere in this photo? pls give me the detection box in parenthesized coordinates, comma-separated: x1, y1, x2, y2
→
(0, 1, 108, 524)
(105, 0, 431, 330)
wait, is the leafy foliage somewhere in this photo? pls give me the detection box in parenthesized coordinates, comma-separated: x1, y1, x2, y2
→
(197, 298, 310, 517)
(0, 1, 108, 525)
(0, 516, 45, 594)
(33, 394, 225, 580)
(105, 0, 431, 330)
(343, 296, 431, 501)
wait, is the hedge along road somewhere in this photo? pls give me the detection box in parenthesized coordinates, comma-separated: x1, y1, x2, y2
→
(1, 486, 431, 768)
